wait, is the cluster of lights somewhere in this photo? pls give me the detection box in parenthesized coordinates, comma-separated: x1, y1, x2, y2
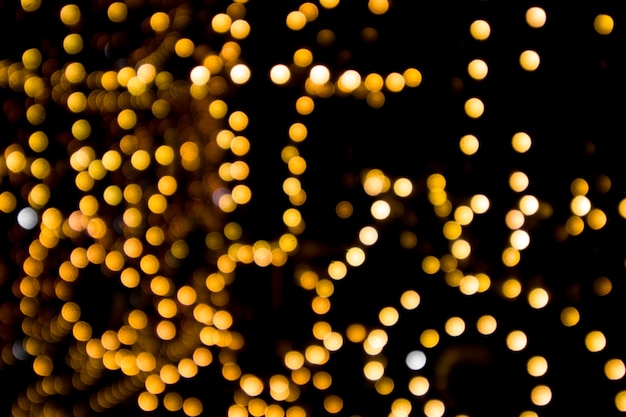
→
(1, 1, 626, 417)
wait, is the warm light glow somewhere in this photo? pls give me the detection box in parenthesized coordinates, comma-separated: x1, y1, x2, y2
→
(506, 330, 527, 351)
(520, 50, 540, 71)
(595, 14, 614, 35)
(470, 20, 490, 40)
(526, 7, 547, 28)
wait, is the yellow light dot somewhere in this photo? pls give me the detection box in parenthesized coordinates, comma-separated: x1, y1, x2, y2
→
(506, 330, 527, 351)
(424, 399, 445, 417)
(207, 102, 228, 121)
(286, 156, 306, 176)
(183, 398, 203, 417)
(606, 359, 626, 380)
(512, 132, 532, 153)
(212, 13, 232, 33)
(616, 391, 626, 411)
(319, 0, 339, 9)
(459, 134, 479, 155)
(385, 72, 405, 92)
(363, 361, 385, 381)
(72, 321, 92, 341)
(230, 19, 251, 39)
(585, 330, 606, 352)
(118, 109, 137, 130)
(595, 14, 614, 35)
(232, 185, 252, 204)
(305, 345, 329, 365)
(296, 96, 315, 115)
(560, 306, 580, 327)
(421, 256, 440, 275)
(0, 192, 17, 213)
(593, 276, 612, 296)
(530, 385, 552, 406)
(520, 50, 540, 71)
(294, 49, 313, 67)
(337, 69, 362, 92)
(477, 314, 497, 335)
(445, 317, 465, 336)
(21, 0, 41, 11)
(26, 103, 46, 125)
(420, 329, 439, 348)
(399, 69, 421, 90)
(502, 247, 520, 267)
(470, 20, 490, 40)
(33, 355, 53, 376)
(400, 290, 420, 310)
(378, 306, 399, 326)
(365, 73, 384, 91)
(587, 208, 607, 230)
(526, 7, 547, 28)
(527, 356, 548, 377)
(409, 376, 429, 396)
(368, 0, 389, 15)
(63, 33, 83, 54)
(174, 38, 194, 57)
(528, 287, 549, 309)
(326, 261, 346, 280)
(107, 2, 127, 22)
(240, 374, 264, 397)
(29, 131, 48, 152)
(451, 239, 471, 260)
(465, 97, 484, 118)
(288, 123, 308, 142)
(22, 48, 42, 69)
(286, 11, 307, 30)
(60, 4, 81, 25)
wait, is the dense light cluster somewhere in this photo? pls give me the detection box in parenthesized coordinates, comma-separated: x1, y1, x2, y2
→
(1, 1, 626, 417)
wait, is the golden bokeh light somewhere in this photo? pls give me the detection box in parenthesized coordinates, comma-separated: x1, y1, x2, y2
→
(0, 3, 623, 417)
